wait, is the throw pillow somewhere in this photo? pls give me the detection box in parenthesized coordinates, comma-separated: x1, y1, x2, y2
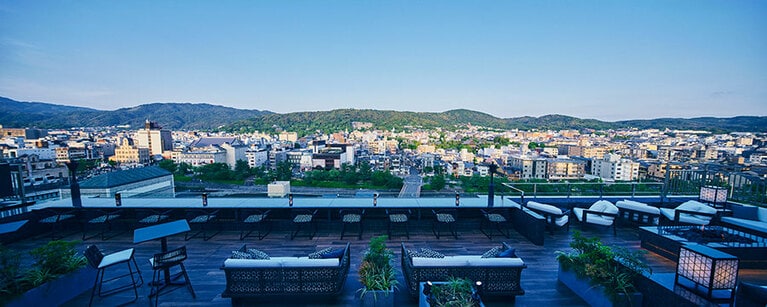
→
(247, 248, 270, 260)
(410, 248, 445, 258)
(481, 246, 503, 258)
(498, 247, 516, 258)
(231, 250, 253, 259)
(322, 247, 346, 259)
(308, 247, 334, 259)
(732, 206, 759, 221)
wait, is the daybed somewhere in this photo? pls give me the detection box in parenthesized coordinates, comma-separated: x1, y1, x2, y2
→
(400, 242, 526, 298)
(720, 205, 767, 235)
(221, 243, 350, 303)
(572, 200, 619, 234)
(616, 199, 660, 225)
(659, 200, 717, 226)
(525, 201, 570, 234)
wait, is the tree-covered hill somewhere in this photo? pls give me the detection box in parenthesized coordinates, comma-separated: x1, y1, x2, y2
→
(2, 96, 764, 133)
(0, 97, 270, 130)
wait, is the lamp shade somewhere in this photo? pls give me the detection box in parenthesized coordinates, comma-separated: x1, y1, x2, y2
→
(699, 186, 727, 204)
(675, 244, 738, 302)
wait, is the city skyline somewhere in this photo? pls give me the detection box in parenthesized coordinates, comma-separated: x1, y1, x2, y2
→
(1, 1, 766, 121)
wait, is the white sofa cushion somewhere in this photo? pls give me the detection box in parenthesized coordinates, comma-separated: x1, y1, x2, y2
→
(224, 257, 339, 268)
(573, 208, 614, 226)
(412, 255, 525, 267)
(526, 201, 569, 226)
(412, 255, 476, 267)
(466, 257, 525, 267)
(282, 257, 339, 267)
(659, 208, 711, 225)
(526, 201, 562, 215)
(616, 200, 660, 214)
(720, 217, 767, 234)
(224, 258, 284, 268)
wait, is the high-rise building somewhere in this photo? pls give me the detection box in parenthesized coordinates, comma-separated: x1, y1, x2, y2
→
(136, 120, 172, 157)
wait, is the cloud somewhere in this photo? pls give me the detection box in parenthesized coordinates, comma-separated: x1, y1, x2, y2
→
(709, 91, 735, 99)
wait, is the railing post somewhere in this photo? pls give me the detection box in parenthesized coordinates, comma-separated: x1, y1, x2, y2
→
(599, 184, 603, 199)
(631, 183, 636, 198)
(533, 183, 537, 198)
(567, 183, 571, 199)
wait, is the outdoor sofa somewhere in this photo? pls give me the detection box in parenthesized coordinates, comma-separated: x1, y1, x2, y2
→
(220, 243, 350, 303)
(616, 199, 660, 225)
(659, 200, 717, 226)
(719, 204, 767, 235)
(400, 242, 526, 298)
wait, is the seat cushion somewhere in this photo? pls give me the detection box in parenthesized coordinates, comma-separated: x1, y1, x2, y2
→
(616, 200, 660, 214)
(412, 256, 476, 267)
(466, 257, 525, 267)
(139, 214, 168, 224)
(554, 215, 569, 226)
(293, 214, 313, 223)
(39, 214, 75, 223)
(436, 213, 455, 223)
(660, 208, 711, 225)
(720, 217, 767, 234)
(190, 215, 215, 223)
(389, 214, 408, 223)
(572, 208, 614, 226)
(89, 214, 120, 223)
(244, 214, 266, 223)
(99, 248, 134, 268)
(486, 213, 507, 222)
(527, 201, 563, 215)
(342, 214, 361, 223)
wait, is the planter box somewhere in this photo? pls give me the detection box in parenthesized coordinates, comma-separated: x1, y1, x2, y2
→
(418, 282, 484, 307)
(558, 266, 642, 307)
(6, 266, 96, 307)
(360, 287, 395, 307)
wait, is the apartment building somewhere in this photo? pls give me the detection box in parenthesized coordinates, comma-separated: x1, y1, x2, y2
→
(591, 153, 639, 181)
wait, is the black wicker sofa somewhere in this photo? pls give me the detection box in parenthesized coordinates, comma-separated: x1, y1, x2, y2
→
(221, 243, 351, 303)
(401, 242, 526, 298)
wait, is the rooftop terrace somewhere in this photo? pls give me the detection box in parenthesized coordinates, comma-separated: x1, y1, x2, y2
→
(2, 195, 766, 306)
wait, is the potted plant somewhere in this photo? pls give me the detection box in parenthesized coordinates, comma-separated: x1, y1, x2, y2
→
(358, 235, 397, 306)
(555, 231, 650, 307)
(1, 241, 94, 307)
(420, 277, 483, 307)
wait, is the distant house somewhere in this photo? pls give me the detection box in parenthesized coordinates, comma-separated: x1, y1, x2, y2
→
(63, 166, 174, 198)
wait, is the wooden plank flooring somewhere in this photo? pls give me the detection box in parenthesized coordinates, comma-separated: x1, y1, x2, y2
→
(6, 219, 767, 307)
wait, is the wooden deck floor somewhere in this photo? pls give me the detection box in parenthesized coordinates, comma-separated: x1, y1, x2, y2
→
(6, 219, 767, 307)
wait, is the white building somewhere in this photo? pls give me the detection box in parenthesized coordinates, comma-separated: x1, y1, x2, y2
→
(136, 120, 172, 157)
(246, 148, 269, 168)
(591, 153, 639, 181)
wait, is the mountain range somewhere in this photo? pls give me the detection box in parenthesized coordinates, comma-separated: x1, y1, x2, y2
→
(1, 96, 765, 133)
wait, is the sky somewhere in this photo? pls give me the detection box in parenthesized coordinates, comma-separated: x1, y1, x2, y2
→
(1, 1, 765, 121)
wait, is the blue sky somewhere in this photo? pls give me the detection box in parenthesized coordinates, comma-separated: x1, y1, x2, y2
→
(1, 1, 765, 121)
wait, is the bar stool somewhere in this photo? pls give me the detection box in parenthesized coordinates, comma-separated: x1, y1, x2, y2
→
(432, 209, 458, 239)
(149, 246, 195, 305)
(239, 209, 271, 240)
(480, 209, 511, 239)
(185, 208, 220, 241)
(84, 245, 143, 307)
(386, 209, 411, 239)
(290, 209, 318, 240)
(339, 209, 365, 240)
